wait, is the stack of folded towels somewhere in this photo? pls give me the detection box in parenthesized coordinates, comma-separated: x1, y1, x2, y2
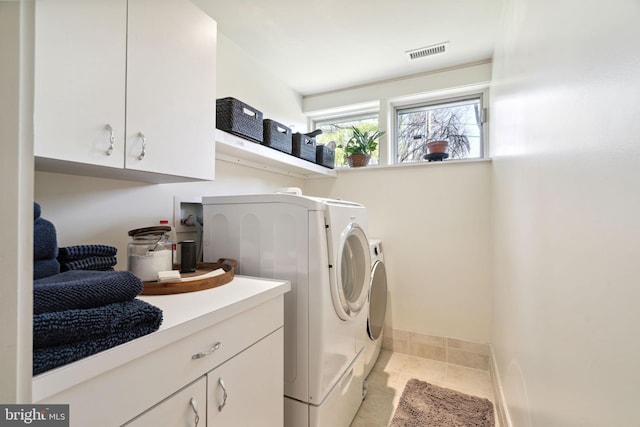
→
(32, 203, 163, 375)
(33, 202, 60, 280)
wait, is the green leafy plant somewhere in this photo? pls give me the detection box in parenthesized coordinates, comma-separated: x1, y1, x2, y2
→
(338, 126, 386, 158)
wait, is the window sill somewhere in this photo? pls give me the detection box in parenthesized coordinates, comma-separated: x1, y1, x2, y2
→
(335, 157, 492, 172)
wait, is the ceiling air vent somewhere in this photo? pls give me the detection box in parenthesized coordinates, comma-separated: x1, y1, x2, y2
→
(406, 42, 449, 61)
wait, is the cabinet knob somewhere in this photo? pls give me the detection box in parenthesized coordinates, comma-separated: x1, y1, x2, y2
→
(217, 377, 228, 412)
(137, 132, 146, 160)
(191, 341, 221, 360)
(105, 124, 115, 156)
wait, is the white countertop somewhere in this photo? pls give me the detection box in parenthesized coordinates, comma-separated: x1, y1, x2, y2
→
(32, 275, 290, 402)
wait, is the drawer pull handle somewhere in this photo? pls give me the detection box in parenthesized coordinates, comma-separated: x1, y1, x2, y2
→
(189, 398, 200, 426)
(105, 124, 115, 156)
(217, 377, 228, 412)
(191, 341, 221, 359)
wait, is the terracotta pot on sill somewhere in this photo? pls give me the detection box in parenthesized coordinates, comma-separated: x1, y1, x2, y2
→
(427, 140, 449, 154)
(347, 153, 370, 167)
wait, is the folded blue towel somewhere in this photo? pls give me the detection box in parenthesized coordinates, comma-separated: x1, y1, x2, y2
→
(33, 270, 143, 314)
(33, 298, 163, 349)
(57, 245, 118, 262)
(33, 300, 162, 375)
(34, 202, 41, 220)
(60, 256, 118, 272)
(33, 258, 60, 280)
(34, 217, 58, 261)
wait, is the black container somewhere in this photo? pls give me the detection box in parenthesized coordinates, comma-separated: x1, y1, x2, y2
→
(216, 97, 263, 143)
(179, 240, 197, 273)
(315, 145, 335, 169)
(292, 133, 317, 162)
(262, 119, 292, 154)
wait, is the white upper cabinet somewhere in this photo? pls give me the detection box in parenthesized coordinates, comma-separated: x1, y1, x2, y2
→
(125, 0, 216, 179)
(34, 0, 127, 169)
(34, 0, 217, 182)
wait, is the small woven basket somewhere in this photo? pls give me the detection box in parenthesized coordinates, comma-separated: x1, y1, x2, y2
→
(262, 119, 292, 154)
(216, 97, 263, 143)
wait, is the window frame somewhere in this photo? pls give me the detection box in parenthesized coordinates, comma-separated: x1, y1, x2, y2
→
(391, 89, 489, 165)
(312, 111, 382, 168)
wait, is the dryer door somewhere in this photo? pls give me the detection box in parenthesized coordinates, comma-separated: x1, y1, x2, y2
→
(333, 223, 371, 320)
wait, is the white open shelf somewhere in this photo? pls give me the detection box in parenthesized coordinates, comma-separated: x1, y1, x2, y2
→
(215, 129, 337, 179)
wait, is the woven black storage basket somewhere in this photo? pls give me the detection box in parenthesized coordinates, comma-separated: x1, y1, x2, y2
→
(216, 97, 263, 143)
(292, 133, 317, 162)
(315, 145, 335, 169)
(262, 119, 292, 154)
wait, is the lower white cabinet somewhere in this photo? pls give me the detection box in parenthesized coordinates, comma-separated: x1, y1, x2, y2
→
(207, 330, 284, 427)
(32, 277, 290, 427)
(123, 330, 283, 427)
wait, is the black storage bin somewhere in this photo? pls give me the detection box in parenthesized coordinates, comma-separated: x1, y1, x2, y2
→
(216, 97, 263, 143)
(292, 133, 317, 162)
(262, 119, 292, 154)
(315, 145, 335, 169)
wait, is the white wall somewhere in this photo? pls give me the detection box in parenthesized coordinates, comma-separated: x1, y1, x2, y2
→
(307, 161, 493, 342)
(217, 33, 307, 132)
(35, 161, 304, 270)
(490, 1, 640, 425)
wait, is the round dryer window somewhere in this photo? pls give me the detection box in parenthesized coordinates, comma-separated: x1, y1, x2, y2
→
(334, 224, 371, 319)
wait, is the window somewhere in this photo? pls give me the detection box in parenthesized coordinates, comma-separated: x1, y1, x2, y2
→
(395, 95, 484, 163)
(314, 114, 380, 167)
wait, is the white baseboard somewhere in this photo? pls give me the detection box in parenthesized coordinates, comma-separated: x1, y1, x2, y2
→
(489, 344, 513, 427)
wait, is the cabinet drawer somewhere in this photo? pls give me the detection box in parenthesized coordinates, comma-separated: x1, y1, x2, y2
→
(37, 296, 283, 427)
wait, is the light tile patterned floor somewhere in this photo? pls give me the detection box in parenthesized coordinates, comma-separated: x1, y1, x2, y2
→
(350, 349, 498, 427)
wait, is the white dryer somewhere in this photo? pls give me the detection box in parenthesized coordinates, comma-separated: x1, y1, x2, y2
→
(364, 239, 388, 378)
(202, 193, 371, 427)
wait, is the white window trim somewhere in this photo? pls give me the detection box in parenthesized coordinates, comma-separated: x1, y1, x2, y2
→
(307, 101, 380, 130)
(387, 84, 490, 165)
(309, 106, 383, 168)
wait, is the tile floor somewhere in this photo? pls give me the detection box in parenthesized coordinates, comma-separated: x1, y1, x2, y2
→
(350, 349, 498, 427)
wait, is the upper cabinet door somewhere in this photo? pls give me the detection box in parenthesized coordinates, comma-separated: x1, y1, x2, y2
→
(126, 0, 217, 180)
(34, 0, 127, 168)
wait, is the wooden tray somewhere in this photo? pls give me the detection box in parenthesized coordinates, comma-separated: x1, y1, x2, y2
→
(140, 259, 237, 295)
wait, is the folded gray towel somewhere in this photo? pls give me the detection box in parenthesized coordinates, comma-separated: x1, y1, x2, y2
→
(33, 299, 162, 375)
(60, 256, 117, 272)
(33, 270, 143, 314)
(33, 258, 60, 280)
(34, 217, 58, 261)
(33, 298, 163, 349)
(57, 245, 118, 262)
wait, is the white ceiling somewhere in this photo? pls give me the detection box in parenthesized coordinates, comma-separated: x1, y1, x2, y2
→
(193, 0, 503, 96)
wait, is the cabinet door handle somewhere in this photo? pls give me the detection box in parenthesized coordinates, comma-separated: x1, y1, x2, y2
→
(189, 397, 200, 426)
(217, 377, 228, 412)
(191, 341, 221, 360)
(137, 132, 146, 160)
(105, 124, 115, 156)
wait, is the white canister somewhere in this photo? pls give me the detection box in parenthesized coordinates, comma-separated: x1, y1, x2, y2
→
(127, 226, 174, 282)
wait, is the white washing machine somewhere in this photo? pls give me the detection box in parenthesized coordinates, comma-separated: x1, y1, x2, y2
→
(364, 239, 388, 378)
(202, 193, 371, 427)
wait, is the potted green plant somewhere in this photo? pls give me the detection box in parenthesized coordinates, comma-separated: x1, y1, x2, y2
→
(339, 126, 386, 167)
